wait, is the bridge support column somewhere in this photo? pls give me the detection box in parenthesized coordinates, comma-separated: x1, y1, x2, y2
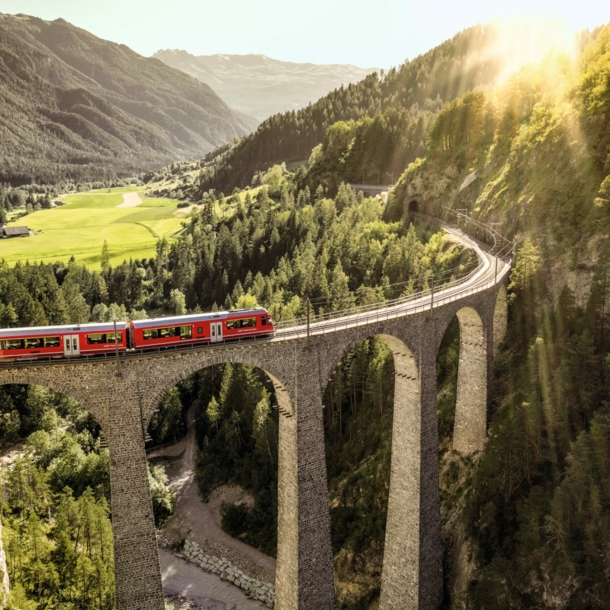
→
(380, 334, 442, 610)
(107, 385, 165, 610)
(275, 365, 335, 610)
(453, 308, 488, 453)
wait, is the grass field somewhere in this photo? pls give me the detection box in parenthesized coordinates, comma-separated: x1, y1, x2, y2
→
(0, 188, 188, 269)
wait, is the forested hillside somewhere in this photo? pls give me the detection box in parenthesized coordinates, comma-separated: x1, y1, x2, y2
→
(0, 13, 257, 186)
(384, 23, 610, 607)
(198, 20, 581, 194)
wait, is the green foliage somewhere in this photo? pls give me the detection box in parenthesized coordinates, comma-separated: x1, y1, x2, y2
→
(167, 184, 464, 316)
(308, 109, 429, 190)
(390, 45, 606, 250)
(323, 337, 395, 608)
(0, 385, 177, 608)
(576, 25, 610, 172)
(148, 387, 187, 447)
(2, 481, 115, 609)
(462, 259, 610, 607)
(193, 363, 278, 557)
(508, 239, 541, 299)
(0, 388, 115, 609)
(437, 317, 460, 440)
(148, 463, 176, 527)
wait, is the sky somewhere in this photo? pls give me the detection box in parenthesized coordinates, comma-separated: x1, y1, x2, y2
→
(0, 0, 607, 68)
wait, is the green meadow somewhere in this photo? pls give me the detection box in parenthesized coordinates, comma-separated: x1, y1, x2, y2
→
(0, 188, 188, 269)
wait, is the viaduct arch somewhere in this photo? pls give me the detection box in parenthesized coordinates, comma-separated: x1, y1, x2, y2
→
(0, 227, 511, 610)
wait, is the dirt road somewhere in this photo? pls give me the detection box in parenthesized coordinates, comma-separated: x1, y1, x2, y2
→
(154, 402, 276, 584)
(115, 192, 142, 208)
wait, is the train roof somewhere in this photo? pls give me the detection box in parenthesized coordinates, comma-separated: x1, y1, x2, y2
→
(0, 322, 127, 339)
(131, 309, 269, 329)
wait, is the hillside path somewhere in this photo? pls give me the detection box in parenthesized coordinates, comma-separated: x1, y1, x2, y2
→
(153, 401, 276, 584)
(116, 192, 142, 208)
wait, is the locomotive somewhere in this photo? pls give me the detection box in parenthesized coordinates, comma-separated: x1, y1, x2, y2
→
(0, 308, 275, 361)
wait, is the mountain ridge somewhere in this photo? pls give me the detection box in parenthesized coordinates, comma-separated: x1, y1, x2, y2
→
(153, 49, 379, 120)
(0, 13, 258, 185)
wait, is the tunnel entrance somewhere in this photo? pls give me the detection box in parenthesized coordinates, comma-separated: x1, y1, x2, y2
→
(408, 200, 420, 214)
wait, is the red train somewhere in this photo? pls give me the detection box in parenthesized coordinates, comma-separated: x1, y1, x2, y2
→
(0, 308, 275, 361)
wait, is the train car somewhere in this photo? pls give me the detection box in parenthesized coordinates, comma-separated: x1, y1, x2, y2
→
(130, 308, 274, 350)
(0, 322, 128, 361)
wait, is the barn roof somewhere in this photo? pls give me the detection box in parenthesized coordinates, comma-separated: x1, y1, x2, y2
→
(2, 226, 30, 236)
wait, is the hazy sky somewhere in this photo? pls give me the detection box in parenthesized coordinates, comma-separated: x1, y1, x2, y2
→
(0, 0, 607, 67)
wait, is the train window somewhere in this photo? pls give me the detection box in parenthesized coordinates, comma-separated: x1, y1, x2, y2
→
(5, 339, 25, 350)
(180, 326, 192, 339)
(45, 337, 60, 348)
(25, 338, 45, 348)
(197, 327, 203, 334)
(87, 333, 122, 344)
(226, 317, 257, 329)
(143, 327, 178, 340)
(261, 316, 267, 326)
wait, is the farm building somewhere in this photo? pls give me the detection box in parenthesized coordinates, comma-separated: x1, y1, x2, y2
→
(0, 224, 31, 238)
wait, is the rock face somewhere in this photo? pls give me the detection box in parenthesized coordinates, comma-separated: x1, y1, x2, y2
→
(179, 539, 275, 608)
(0, 517, 9, 608)
(153, 50, 378, 121)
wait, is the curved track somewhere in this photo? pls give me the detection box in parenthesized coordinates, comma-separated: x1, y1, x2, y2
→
(274, 219, 509, 341)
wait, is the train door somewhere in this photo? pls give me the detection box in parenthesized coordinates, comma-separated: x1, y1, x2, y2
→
(63, 335, 81, 357)
(210, 322, 223, 343)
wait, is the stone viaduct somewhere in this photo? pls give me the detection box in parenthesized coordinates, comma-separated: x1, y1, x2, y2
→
(0, 228, 510, 610)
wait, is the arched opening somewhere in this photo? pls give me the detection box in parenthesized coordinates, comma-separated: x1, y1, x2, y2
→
(408, 200, 419, 214)
(322, 333, 420, 609)
(145, 363, 281, 608)
(493, 285, 508, 355)
(435, 307, 487, 605)
(0, 383, 114, 608)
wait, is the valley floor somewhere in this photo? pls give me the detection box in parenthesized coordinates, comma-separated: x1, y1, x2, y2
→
(150, 402, 276, 607)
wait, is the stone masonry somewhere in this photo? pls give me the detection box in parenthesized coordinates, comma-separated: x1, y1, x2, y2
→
(178, 539, 275, 606)
(0, 279, 507, 610)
